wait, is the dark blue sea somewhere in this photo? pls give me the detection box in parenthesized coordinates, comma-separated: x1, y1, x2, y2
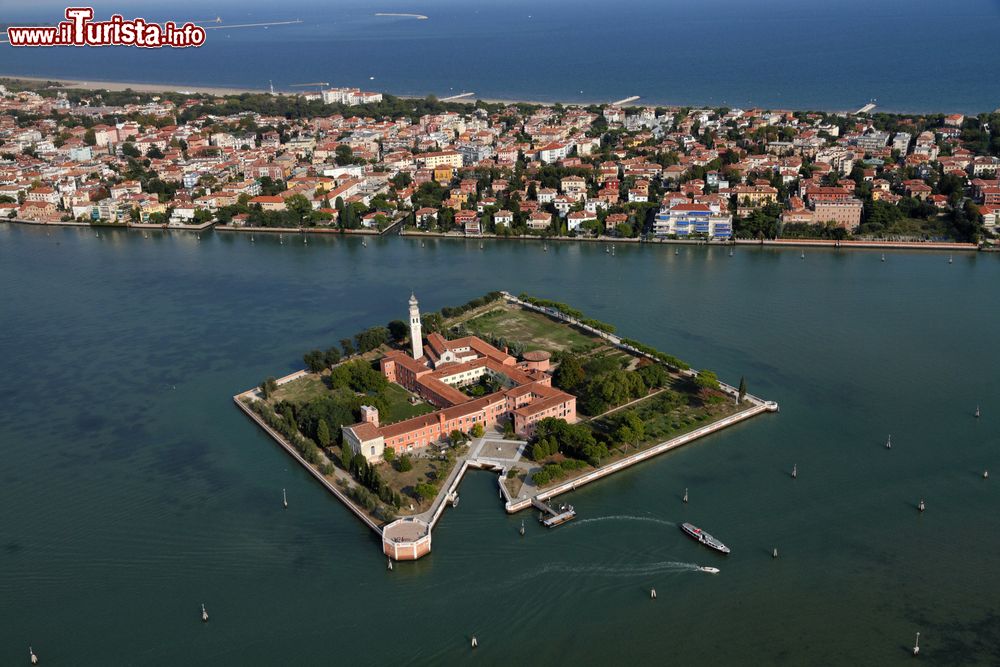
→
(2, 0, 1000, 113)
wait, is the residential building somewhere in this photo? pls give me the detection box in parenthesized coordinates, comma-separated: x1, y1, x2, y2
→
(653, 202, 733, 239)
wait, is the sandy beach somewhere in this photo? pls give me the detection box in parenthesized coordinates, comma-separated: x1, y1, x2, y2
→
(0, 74, 633, 108)
(0, 74, 272, 97)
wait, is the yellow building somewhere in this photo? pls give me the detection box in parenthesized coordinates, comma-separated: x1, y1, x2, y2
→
(420, 150, 463, 169)
(434, 165, 455, 183)
(140, 201, 167, 222)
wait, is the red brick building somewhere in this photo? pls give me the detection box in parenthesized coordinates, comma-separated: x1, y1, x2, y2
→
(343, 300, 577, 462)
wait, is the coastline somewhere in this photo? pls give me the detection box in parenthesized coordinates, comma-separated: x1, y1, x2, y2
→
(5, 219, 986, 252)
(0, 73, 591, 108)
(0, 73, 961, 114)
(0, 74, 272, 98)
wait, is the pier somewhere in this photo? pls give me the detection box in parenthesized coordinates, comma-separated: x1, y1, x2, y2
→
(532, 497, 576, 527)
(441, 92, 475, 101)
(374, 12, 428, 19)
(856, 102, 877, 114)
(203, 19, 303, 30)
(611, 95, 641, 106)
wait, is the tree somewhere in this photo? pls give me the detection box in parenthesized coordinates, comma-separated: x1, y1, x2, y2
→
(340, 338, 355, 357)
(260, 377, 278, 399)
(83, 128, 96, 146)
(421, 312, 443, 334)
(470, 423, 485, 438)
(615, 411, 645, 449)
(284, 193, 312, 224)
(340, 443, 353, 470)
(637, 363, 669, 388)
(304, 350, 326, 372)
(553, 355, 585, 391)
(382, 446, 395, 462)
(414, 482, 438, 501)
(146, 145, 164, 159)
(316, 418, 332, 447)
(355, 326, 389, 354)
(335, 144, 355, 166)
(387, 320, 409, 343)
(694, 369, 720, 392)
(281, 405, 296, 427)
(324, 347, 341, 368)
(121, 142, 141, 158)
(396, 454, 413, 472)
(533, 436, 565, 461)
(738, 376, 747, 403)
(390, 172, 412, 189)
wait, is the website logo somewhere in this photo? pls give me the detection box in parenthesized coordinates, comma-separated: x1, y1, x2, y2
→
(6, 7, 206, 48)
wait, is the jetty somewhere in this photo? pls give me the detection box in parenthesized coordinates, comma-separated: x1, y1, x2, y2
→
(203, 19, 303, 30)
(532, 497, 576, 527)
(374, 12, 428, 19)
(441, 92, 475, 101)
(856, 101, 877, 114)
(611, 95, 640, 106)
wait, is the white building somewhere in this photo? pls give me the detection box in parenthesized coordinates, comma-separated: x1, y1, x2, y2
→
(653, 202, 733, 239)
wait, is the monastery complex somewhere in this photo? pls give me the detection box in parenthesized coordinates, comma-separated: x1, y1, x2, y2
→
(342, 295, 577, 462)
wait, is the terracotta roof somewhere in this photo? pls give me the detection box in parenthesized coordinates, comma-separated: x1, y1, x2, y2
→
(346, 422, 381, 441)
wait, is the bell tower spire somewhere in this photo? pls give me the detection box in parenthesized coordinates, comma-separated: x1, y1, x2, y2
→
(408, 293, 422, 360)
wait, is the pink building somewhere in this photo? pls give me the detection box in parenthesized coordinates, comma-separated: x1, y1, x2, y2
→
(344, 330, 576, 461)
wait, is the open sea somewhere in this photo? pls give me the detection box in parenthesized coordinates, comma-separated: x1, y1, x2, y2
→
(1, 223, 999, 665)
(2, 0, 1000, 113)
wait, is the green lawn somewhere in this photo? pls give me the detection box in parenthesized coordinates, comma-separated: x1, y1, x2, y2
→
(271, 370, 432, 424)
(590, 382, 742, 448)
(381, 383, 435, 423)
(380, 445, 465, 515)
(462, 305, 600, 353)
(271, 373, 328, 404)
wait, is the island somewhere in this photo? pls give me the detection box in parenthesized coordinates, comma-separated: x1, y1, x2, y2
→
(234, 291, 778, 560)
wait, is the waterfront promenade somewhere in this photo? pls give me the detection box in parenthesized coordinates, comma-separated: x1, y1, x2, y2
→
(7, 218, 986, 253)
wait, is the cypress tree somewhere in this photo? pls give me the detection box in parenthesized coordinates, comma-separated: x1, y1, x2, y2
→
(317, 419, 331, 447)
(738, 376, 747, 403)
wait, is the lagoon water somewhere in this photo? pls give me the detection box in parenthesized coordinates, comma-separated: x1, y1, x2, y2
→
(3, 0, 1000, 113)
(2, 222, 999, 665)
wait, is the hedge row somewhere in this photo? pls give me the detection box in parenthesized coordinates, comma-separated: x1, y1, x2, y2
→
(517, 294, 618, 333)
(620, 338, 690, 370)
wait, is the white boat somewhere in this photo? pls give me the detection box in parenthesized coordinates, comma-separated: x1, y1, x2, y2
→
(698, 566, 720, 574)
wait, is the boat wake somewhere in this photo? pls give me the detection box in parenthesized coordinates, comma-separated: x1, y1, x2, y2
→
(570, 514, 676, 528)
(510, 559, 702, 584)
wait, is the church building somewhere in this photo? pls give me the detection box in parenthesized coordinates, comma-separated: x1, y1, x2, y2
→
(342, 294, 577, 462)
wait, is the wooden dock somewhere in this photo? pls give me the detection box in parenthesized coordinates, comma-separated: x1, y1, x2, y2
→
(532, 497, 576, 527)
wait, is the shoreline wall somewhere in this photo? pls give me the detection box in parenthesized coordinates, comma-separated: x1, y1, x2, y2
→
(7, 219, 981, 252)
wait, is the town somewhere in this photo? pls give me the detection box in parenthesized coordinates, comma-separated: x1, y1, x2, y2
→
(1, 78, 998, 245)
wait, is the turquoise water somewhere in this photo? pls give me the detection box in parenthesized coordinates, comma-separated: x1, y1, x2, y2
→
(2, 222, 999, 665)
(3, 0, 1000, 113)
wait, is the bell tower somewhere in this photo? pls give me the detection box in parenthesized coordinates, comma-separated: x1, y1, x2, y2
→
(409, 293, 422, 360)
